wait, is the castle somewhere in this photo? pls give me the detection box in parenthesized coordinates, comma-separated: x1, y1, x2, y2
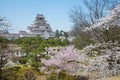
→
(0, 14, 55, 39)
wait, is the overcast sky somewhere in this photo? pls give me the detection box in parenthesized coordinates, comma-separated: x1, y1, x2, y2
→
(0, 0, 86, 33)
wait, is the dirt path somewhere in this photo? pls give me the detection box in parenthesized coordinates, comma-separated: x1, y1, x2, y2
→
(36, 75, 47, 80)
(97, 76, 120, 80)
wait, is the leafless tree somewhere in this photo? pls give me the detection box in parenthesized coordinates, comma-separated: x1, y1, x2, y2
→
(69, 0, 119, 37)
(70, 7, 90, 36)
(0, 16, 11, 79)
(0, 16, 11, 34)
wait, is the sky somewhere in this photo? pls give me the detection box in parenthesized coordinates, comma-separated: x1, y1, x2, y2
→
(0, 0, 85, 33)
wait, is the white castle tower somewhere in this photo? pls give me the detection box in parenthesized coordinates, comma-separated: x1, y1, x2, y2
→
(27, 14, 54, 38)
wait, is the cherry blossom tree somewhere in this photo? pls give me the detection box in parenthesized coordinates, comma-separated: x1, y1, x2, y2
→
(82, 4, 120, 77)
(41, 45, 79, 80)
(82, 3, 120, 44)
(85, 3, 120, 31)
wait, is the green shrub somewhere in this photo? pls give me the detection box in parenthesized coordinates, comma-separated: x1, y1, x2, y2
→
(58, 71, 67, 79)
(64, 75, 74, 80)
(47, 73, 56, 80)
(2, 68, 18, 80)
(31, 62, 42, 70)
(47, 70, 75, 80)
(9, 66, 21, 72)
(74, 37, 95, 49)
(19, 57, 27, 64)
(47, 71, 89, 80)
(73, 75, 89, 80)
(22, 70, 36, 80)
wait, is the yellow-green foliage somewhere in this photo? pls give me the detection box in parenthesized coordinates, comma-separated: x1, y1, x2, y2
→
(2, 62, 48, 80)
(91, 48, 100, 55)
(3, 65, 39, 80)
(16, 65, 32, 74)
(21, 70, 36, 80)
(46, 70, 75, 80)
(64, 75, 74, 80)
(74, 36, 95, 49)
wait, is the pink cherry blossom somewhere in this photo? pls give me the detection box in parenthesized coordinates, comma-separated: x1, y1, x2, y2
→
(41, 45, 79, 74)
